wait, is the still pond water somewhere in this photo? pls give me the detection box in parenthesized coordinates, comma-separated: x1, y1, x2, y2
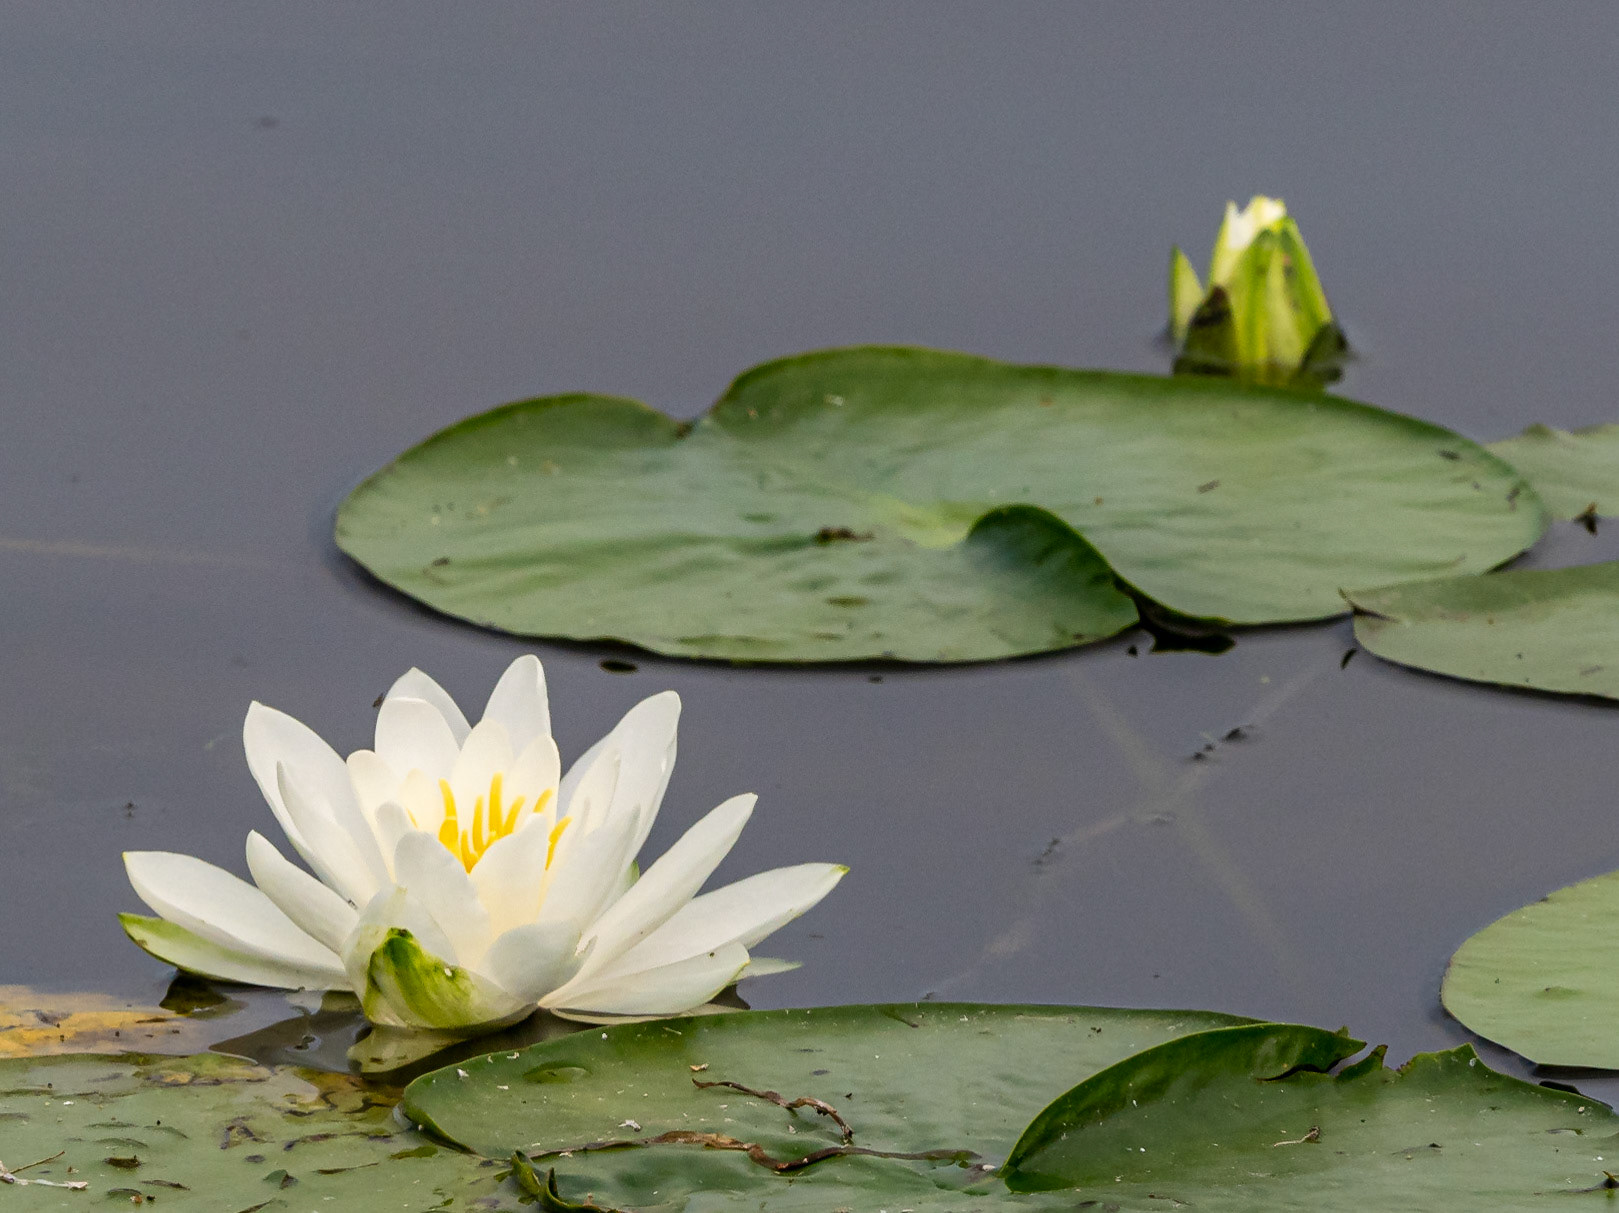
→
(4, 4, 1619, 1093)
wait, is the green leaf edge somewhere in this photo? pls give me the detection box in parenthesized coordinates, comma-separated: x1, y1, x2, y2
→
(336, 344, 1549, 660)
(1344, 560, 1619, 702)
(400, 1000, 1261, 1148)
(1440, 864, 1619, 1068)
(1001, 1021, 1364, 1191)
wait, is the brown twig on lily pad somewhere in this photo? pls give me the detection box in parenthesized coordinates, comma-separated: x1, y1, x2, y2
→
(0, 1151, 89, 1190)
(692, 1076, 855, 1142)
(525, 1130, 977, 1175)
(1271, 1125, 1321, 1147)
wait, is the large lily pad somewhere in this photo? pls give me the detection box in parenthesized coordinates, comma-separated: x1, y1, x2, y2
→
(337, 346, 1542, 662)
(0, 1051, 525, 1208)
(1347, 562, 1619, 699)
(404, 1001, 1250, 1209)
(404, 1007, 1619, 1210)
(1443, 867, 1619, 1068)
(1002, 1022, 1617, 1206)
(1488, 422, 1619, 520)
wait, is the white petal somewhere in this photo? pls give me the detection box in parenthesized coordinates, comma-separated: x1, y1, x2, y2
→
(545, 940, 748, 1019)
(601, 692, 681, 861)
(244, 831, 359, 954)
(120, 913, 346, 990)
(392, 831, 493, 964)
(558, 734, 611, 814)
(598, 862, 845, 976)
(278, 764, 385, 905)
(535, 816, 638, 934)
(554, 741, 621, 856)
(449, 718, 514, 812)
(124, 850, 345, 978)
(575, 794, 755, 977)
(347, 749, 399, 814)
(506, 734, 562, 818)
(278, 752, 391, 889)
(470, 817, 552, 937)
(351, 912, 526, 1031)
(481, 654, 551, 753)
(399, 768, 448, 835)
(375, 696, 461, 782)
(480, 920, 583, 1004)
(243, 702, 357, 855)
(372, 801, 415, 876)
(557, 693, 678, 847)
(384, 667, 471, 743)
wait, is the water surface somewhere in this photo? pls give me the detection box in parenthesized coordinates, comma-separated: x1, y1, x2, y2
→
(4, 2, 1619, 1095)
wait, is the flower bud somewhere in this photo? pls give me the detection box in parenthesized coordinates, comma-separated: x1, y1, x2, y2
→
(1169, 196, 1347, 386)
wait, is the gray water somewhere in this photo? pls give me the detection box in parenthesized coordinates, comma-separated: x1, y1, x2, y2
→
(5, 2, 1619, 1092)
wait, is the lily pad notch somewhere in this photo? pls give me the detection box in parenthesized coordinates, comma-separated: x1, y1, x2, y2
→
(336, 345, 1544, 663)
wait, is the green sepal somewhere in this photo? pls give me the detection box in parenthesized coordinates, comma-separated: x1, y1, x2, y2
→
(1260, 229, 1311, 370)
(1168, 244, 1203, 343)
(1206, 199, 1247, 286)
(1298, 319, 1350, 385)
(1173, 285, 1240, 377)
(362, 927, 528, 1031)
(1275, 216, 1333, 332)
(1222, 227, 1276, 367)
(119, 911, 343, 990)
(1172, 201, 1347, 385)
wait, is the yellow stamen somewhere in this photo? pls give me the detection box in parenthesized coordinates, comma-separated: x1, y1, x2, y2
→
(500, 796, 522, 837)
(437, 780, 458, 852)
(495, 770, 521, 835)
(546, 815, 573, 870)
(436, 774, 555, 872)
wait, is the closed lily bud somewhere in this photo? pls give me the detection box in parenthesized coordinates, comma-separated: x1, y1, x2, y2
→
(1168, 196, 1347, 385)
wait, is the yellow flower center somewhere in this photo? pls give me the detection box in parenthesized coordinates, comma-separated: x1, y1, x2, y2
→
(435, 772, 559, 872)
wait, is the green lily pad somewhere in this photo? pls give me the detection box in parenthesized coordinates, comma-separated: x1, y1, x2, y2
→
(1443, 867, 1619, 1068)
(0, 1051, 527, 1209)
(405, 1006, 1619, 1210)
(1002, 1022, 1617, 1206)
(336, 346, 1542, 662)
(1347, 562, 1619, 699)
(404, 1001, 1250, 1210)
(1003, 1021, 1364, 1189)
(1488, 422, 1619, 520)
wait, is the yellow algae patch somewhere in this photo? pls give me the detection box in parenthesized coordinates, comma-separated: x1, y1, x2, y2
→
(0, 985, 214, 1058)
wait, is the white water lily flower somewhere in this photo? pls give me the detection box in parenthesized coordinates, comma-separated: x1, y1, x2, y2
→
(120, 656, 846, 1030)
